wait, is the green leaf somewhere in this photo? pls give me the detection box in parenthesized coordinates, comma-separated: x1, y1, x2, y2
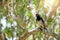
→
(15, 6, 26, 15)
(25, 11, 32, 17)
(0, 13, 3, 19)
(16, 28, 21, 36)
(3, 27, 12, 38)
(9, 18, 13, 24)
(48, 18, 54, 22)
(58, 13, 60, 16)
(47, 18, 54, 24)
(56, 28, 59, 32)
(27, 25, 32, 29)
(20, 6, 26, 14)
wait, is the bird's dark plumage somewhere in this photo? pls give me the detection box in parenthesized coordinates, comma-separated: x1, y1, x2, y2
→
(36, 14, 47, 31)
(36, 14, 44, 23)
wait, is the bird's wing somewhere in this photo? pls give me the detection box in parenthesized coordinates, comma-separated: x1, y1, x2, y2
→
(37, 20, 45, 28)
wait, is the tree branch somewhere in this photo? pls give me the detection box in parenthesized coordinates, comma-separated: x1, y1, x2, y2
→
(20, 28, 60, 40)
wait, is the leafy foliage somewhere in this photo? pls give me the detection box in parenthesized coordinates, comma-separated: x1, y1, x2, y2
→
(0, 0, 60, 40)
(3, 27, 12, 38)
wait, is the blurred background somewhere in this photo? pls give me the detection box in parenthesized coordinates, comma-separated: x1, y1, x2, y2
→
(0, 0, 60, 40)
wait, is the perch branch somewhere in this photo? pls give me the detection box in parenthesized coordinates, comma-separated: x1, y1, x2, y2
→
(20, 28, 60, 40)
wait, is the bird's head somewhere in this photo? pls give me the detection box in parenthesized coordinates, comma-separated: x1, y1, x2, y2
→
(36, 14, 39, 16)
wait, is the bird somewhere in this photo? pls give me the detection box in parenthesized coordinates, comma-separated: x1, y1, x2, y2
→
(36, 14, 47, 31)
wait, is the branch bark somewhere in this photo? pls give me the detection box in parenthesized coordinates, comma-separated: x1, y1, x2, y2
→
(20, 28, 60, 40)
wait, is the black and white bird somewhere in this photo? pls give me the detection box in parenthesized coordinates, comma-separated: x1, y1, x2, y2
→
(36, 14, 47, 31)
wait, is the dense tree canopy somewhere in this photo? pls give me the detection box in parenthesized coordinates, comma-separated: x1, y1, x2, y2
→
(0, 0, 60, 40)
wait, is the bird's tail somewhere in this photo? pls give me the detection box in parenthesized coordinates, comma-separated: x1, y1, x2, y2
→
(37, 27, 48, 32)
